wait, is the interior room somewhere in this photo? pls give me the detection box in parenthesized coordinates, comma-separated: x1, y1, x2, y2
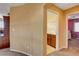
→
(0, 3, 78, 56)
(47, 9, 59, 54)
(67, 13, 79, 55)
(56, 13, 79, 56)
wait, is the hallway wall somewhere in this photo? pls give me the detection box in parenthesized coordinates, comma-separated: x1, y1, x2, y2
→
(10, 4, 45, 56)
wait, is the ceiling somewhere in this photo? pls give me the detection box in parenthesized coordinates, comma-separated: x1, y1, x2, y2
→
(0, 3, 78, 15)
(54, 3, 79, 10)
(68, 13, 79, 19)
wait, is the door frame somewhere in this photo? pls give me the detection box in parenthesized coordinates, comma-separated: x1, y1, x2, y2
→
(66, 11, 79, 48)
(47, 9, 60, 51)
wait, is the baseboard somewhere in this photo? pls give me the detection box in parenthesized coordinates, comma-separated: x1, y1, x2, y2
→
(56, 47, 64, 51)
(58, 46, 69, 51)
(10, 48, 32, 56)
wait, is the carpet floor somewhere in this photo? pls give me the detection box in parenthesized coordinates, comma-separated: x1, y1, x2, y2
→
(0, 38, 79, 56)
(0, 48, 27, 56)
(48, 38, 79, 56)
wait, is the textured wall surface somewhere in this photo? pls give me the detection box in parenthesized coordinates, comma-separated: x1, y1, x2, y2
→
(10, 4, 45, 56)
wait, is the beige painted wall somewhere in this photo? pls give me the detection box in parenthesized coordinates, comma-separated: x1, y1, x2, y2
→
(10, 4, 45, 56)
(65, 5, 79, 14)
(47, 9, 58, 35)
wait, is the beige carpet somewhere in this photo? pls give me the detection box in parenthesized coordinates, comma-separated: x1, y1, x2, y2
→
(0, 38, 79, 56)
(49, 38, 79, 56)
(0, 48, 66, 56)
(0, 48, 27, 56)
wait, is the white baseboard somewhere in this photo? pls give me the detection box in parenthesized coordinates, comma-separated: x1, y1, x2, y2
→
(58, 46, 68, 51)
(10, 48, 32, 56)
(55, 47, 64, 51)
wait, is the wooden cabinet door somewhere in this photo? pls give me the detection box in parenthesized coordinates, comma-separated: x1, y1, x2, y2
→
(3, 16, 10, 48)
(47, 34, 51, 45)
(47, 34, 56, 48)
(50, 35, 56, 48)
(0, 16, 10, 49)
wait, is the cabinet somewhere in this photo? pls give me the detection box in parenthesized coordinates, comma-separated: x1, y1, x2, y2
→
(47, 34, 56, 48)
(0, 16, 10, 49)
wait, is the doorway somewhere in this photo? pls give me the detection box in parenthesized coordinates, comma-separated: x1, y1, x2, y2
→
(66, 12, 79, 55)
(46, 9, 59, 55)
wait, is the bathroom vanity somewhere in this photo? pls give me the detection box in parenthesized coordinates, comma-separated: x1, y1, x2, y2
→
(47, 34, 56, 48)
